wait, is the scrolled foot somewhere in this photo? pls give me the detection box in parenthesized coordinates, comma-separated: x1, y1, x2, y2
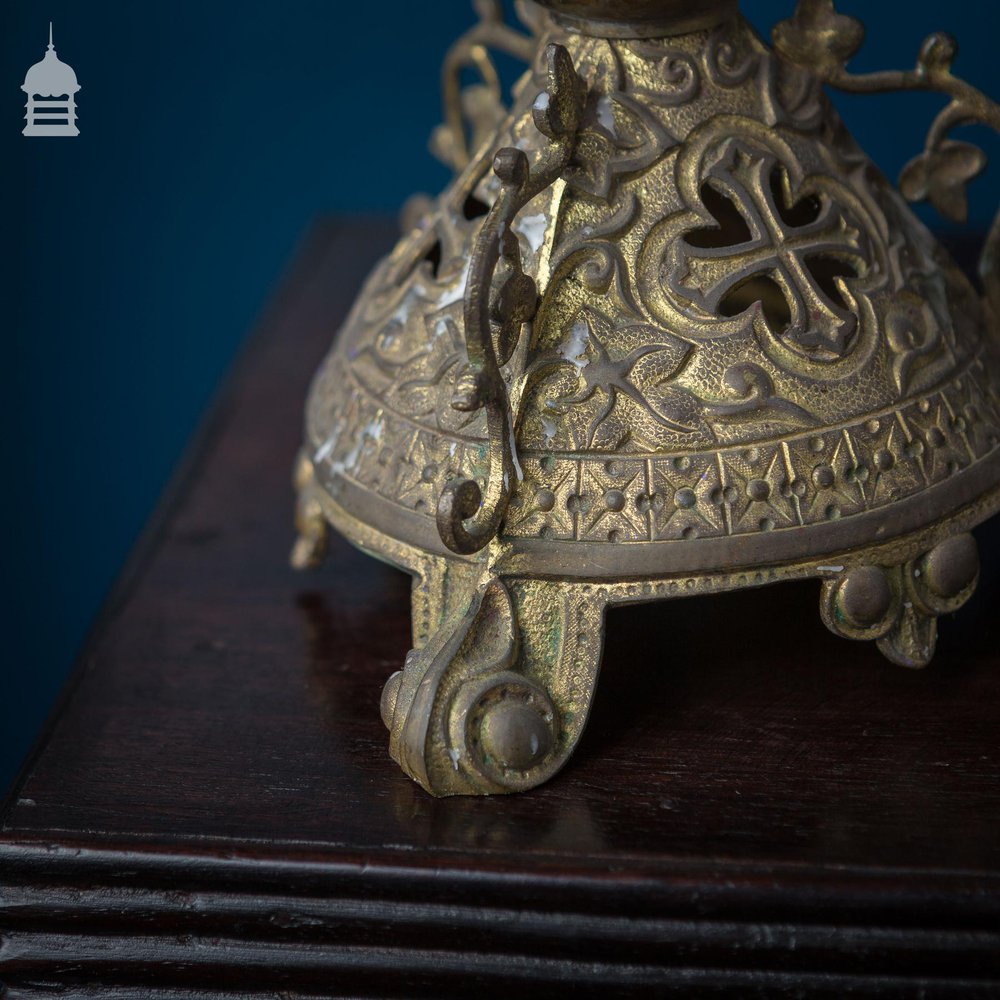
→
(381, 569, 605, 796)
(450, 669, 560, 793)
(820, 532, 980, 669)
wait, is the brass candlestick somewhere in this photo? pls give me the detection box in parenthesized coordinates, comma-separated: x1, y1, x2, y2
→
(294, 0, 1000, 796)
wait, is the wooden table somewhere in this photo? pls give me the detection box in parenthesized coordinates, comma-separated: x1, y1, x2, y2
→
(2, 219, 1000, 998)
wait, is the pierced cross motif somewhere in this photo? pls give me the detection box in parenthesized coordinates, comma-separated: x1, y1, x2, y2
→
(669, 142, 870, 361)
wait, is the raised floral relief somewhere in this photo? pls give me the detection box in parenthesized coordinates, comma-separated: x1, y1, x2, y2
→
(562, 42, 677, 200)
(306, 10, 999, 551)
(526, 306, 699, 451)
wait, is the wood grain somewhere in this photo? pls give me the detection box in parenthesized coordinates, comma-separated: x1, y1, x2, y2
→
(2, 220, 999, 997)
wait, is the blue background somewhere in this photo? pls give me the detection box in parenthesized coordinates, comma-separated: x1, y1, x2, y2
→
(3, 1, 999, 793)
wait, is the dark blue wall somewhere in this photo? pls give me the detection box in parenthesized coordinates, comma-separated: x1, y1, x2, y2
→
(3, 1, 998, 793)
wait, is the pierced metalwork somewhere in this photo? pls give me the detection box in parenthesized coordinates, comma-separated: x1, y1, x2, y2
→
(294, 0, 1000, 796)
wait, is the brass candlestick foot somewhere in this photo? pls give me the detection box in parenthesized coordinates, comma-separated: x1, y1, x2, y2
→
(382, 571, 605, 796)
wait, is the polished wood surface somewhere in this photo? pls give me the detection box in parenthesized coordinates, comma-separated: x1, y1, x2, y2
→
(2, 220, 999, 997)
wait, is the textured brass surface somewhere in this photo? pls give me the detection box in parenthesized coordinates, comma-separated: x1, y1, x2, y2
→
(294, 1, 1000, 796)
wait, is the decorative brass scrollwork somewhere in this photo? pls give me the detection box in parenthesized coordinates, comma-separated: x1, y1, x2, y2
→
(773, 0, 1000, 317)
(296, 1, 1000, 797)
(436, 44, 587, 555)
(431, 0, 543, 172)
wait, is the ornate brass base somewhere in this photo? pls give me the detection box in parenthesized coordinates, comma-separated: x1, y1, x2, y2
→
(293, 1, 1000, 796)
(295, 450, 997, 796)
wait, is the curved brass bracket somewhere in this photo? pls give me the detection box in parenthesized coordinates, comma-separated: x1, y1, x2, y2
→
(437, 43, 587, 556)
(773, 1, 1000, 318)
(432, 0, 542, 171)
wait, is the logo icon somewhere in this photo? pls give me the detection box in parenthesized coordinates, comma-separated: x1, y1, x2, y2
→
(22, 23, 80, 137)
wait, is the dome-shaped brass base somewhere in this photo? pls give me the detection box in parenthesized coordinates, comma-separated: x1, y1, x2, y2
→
(294, 1, 1000, 795)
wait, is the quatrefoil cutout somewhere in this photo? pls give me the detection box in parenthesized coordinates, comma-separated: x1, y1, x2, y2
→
(672, 143, 870, 362)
